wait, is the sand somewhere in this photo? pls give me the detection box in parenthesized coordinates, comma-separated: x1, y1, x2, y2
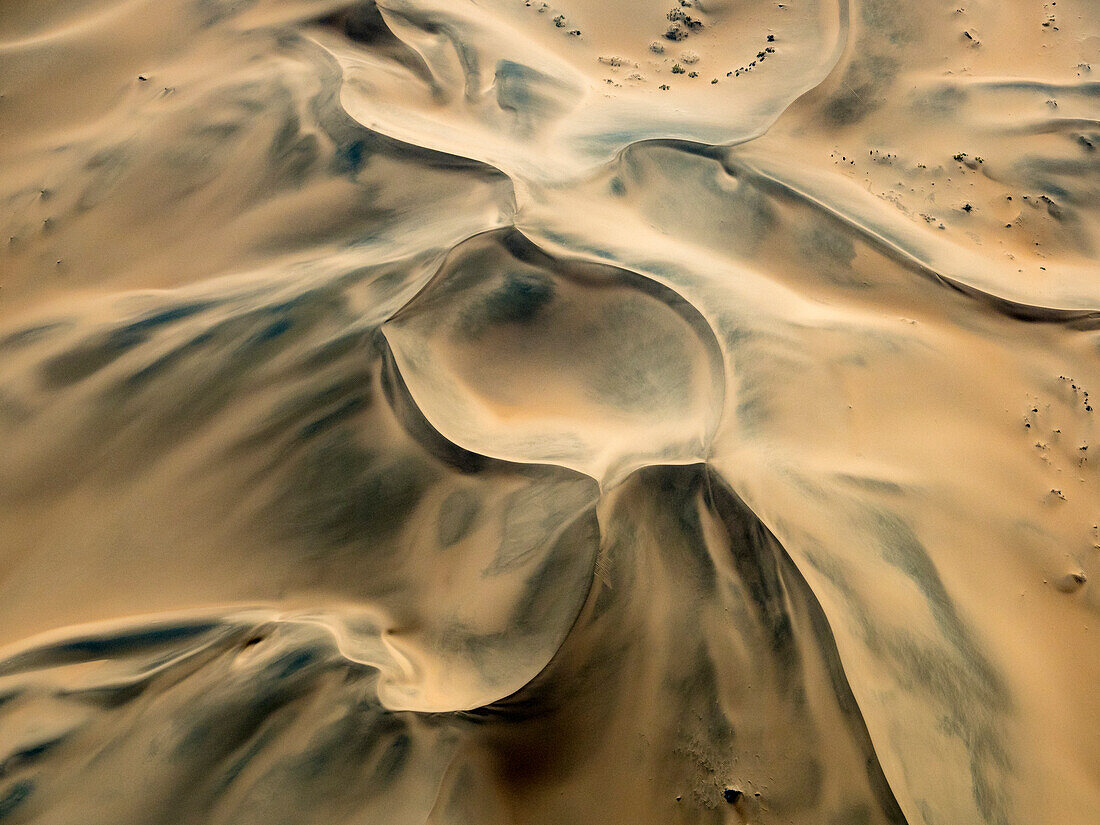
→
(0, 1, 1097, 823)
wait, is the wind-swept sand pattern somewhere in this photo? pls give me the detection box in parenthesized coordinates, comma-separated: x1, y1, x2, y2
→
(0, 1, 1097, 824)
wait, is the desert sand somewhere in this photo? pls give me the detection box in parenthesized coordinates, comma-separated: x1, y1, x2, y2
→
(0, 1, 1097, 823)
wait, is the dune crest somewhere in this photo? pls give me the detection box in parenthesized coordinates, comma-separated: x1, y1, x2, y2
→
(1, 1, 1097, 824)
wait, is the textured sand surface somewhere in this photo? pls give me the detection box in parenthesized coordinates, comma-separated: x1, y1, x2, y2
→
(0, 1, 1098, 823)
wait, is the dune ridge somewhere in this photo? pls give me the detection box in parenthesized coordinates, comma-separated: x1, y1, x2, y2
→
(0, 1, 1098, 823)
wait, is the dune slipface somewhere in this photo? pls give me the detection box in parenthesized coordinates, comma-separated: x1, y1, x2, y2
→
(0, 1, 1097, 824)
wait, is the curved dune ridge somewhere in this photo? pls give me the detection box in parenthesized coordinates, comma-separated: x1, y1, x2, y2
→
(0, 1, 1097, 824)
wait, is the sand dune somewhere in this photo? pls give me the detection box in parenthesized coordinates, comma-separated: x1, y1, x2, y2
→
(0, 1, 1097, 823)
